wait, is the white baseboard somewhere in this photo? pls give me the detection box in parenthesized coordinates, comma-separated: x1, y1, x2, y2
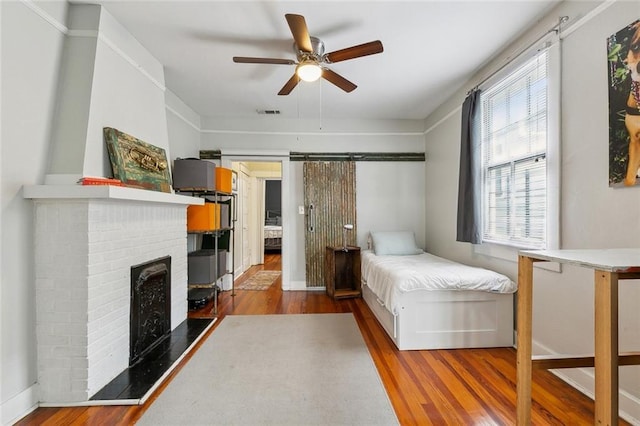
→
(550, 369, 640, 425)
(286, 280, 325, 291)
(532, 340, 640, 425)
(2, 384, 39, 425)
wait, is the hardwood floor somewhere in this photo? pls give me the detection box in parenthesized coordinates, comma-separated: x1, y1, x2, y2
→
(16, 253, 630, 425)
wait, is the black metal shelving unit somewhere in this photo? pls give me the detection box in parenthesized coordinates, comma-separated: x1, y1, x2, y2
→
(179, 189, 236, 316)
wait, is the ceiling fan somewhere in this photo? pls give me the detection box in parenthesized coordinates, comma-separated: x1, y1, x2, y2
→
(232, 14, 384, 95)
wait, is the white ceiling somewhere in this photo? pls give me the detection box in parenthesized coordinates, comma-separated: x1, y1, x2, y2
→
(77, 1, 560, 121)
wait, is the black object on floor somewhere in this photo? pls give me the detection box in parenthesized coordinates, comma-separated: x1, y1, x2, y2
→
(91, 318, 213, 401)
(188, 287, 216, 310)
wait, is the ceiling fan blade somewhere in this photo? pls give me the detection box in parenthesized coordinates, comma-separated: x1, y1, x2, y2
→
(233, 56, 296, 65)
(285, 14, 313, 52)
(322, 68, 357, 93)
(278, 74, 300, 95)
(325, 40, 384, 63)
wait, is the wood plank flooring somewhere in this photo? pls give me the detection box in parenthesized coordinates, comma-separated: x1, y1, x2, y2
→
(16, 253, 631, 425)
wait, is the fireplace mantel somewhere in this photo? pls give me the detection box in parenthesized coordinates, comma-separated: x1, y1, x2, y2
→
(24, 184, 203, 206)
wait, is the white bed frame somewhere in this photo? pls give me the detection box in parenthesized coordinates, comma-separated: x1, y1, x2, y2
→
(362, 279, 515, 350)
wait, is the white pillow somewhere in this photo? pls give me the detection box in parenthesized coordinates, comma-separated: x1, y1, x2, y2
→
(370, 231, 422, 256)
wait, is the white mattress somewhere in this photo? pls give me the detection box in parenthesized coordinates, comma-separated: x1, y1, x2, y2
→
(264, 225, 282, 239)
(361, 250, 516, 315)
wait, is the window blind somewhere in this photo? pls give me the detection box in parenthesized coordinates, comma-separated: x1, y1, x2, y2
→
(480, 51, 548, 248)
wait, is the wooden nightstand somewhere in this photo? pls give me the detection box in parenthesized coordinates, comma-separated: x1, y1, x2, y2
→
(325, 246, 361, 299)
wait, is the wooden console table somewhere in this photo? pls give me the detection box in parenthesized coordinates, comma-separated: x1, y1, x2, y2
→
(517, 249, 640, 425)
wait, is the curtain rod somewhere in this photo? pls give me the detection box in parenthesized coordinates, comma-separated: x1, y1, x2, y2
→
(470, 15, 569, 94)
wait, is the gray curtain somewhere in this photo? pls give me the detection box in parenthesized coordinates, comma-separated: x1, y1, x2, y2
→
(456, 89, 481, 243)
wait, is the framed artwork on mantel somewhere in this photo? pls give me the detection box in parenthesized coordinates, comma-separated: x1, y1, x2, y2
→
(103, 127, 172, 192)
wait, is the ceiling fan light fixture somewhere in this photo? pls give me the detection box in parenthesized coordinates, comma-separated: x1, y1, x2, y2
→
(296, 61, 322, 82)
(234, 14, 383, 95)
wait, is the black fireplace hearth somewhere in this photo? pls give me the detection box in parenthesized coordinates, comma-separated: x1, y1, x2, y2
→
(91, 317, 213, 402)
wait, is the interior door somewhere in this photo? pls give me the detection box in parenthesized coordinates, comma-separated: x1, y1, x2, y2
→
(241, 171, 251, 272)
(303, 161, 357, 288)
(231, 166, 252, 277)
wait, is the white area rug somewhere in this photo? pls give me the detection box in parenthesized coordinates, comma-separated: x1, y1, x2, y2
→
(137, 313, 398, 425)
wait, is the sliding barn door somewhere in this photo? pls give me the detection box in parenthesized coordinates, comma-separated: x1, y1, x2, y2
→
(303, 161, 357, 287)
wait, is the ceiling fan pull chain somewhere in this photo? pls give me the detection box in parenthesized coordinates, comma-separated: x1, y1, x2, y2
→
(319, 80, 323, 131)
(296, 86, 300, 142)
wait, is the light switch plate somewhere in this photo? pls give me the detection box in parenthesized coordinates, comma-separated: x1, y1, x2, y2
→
(298, 206, 305, 215)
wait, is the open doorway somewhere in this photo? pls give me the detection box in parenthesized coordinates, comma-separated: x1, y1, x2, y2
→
(231, 161, 283, 281)
(264, 179, 282, 254)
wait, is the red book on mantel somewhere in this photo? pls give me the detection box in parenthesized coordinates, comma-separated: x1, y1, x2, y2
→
(78, 177, 124, 186)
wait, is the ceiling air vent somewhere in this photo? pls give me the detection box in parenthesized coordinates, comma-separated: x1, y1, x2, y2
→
(257, 109, 281, 115)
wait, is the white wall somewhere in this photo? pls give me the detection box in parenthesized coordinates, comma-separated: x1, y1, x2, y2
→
(1, 1, 68, 423)
(47, 4, 170, 182)
(356, 162, 425, 249)
(201, 118, 426, 283)
(165, 89, 201, 161)
(423, 1, 640, 422)
(84, 6, 169, 179)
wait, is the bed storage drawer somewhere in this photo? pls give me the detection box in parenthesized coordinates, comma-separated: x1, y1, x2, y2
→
(363, 279, 514, 350)
(362, 281, 396, 343)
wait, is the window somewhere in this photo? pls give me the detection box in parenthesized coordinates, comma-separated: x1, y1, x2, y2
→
(480, 50, 550, 249)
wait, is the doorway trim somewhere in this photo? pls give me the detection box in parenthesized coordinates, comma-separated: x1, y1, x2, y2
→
(220, 150, 290, 290)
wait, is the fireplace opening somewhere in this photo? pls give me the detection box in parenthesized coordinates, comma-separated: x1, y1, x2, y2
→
(130, 256, 171, 366)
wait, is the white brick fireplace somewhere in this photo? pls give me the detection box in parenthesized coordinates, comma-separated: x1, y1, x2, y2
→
(24, 185, 201, 404)
(16, 1, 206, 407)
